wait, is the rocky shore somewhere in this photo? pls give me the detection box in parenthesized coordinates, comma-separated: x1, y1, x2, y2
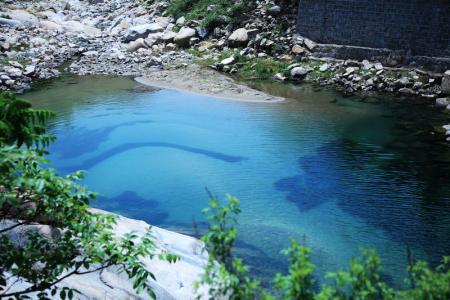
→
(3, 209, 208, 300)
(1, 0, 449, 139)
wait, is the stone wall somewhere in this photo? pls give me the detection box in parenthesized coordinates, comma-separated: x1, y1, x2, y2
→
(296, 0, 450, 58)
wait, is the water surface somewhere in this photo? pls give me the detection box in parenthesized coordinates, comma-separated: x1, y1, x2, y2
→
(24, 75, 450, 286)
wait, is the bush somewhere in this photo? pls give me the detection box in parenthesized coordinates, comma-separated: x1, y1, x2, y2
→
(198, 197, 450, 300)
(167, 0, 253, 28)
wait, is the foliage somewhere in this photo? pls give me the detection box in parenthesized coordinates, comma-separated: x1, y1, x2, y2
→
(274, 240, 316, 300)
(198, 197, 450, 300)
(196, 196, 261, 299)
(0, 92, 178, 299)
(0, 92, 55, 151)
(167, 0, 253, 28)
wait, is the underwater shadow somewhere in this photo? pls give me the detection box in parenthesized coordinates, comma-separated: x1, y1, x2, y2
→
(61, 142, 247, 173)
(275, 139, 450, 264)
(51, 120, 155, 159)
(95, 191, 168, 225)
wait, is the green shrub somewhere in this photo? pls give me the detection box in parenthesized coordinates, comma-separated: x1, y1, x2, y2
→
(167, 0, 252, 28)
(198, 197, 450, 300)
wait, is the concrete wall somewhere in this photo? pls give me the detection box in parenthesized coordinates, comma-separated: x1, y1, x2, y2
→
(296, 0, 450, 58)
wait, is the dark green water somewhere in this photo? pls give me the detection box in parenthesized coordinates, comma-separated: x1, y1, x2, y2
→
(24, 75, 450, 286)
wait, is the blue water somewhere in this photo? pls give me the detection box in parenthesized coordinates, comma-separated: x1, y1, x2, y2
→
(24, 75, 450, 286)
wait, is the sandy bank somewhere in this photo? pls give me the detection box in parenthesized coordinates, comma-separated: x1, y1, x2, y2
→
(136, 64, 285, 103)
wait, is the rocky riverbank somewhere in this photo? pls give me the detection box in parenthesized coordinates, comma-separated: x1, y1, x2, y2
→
(3, 209, 208, 300)
(1, 0, 450, 139)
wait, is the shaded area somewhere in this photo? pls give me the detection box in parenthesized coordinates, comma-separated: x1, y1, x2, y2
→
(275, 139, 450, 265)
(95, 191, 168, 225)
(61, 142, 247, 173)
(51, 120, 155, 159)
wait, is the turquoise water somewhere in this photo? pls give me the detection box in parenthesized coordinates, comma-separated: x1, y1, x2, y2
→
(24, 75, 450, 286)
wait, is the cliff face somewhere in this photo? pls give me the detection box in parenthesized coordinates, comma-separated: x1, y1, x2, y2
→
(296, 0, 450, 58)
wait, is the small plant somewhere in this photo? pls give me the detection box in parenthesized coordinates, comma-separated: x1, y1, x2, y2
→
(197, 197, 450, 300)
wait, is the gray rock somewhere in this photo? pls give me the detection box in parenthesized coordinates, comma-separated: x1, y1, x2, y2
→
(303, 38, 316, 51)
(24, 65, 36, 76)
(436, 98, 449, 108)
(228, 28, 248, 48)
(176, 16, 185, 26)
(161, 31, 176, 43)
(398, 88, 416, 96)
(7, 68, 22, 78)
(0, 17, 22, 27)
(274, 73, 286, 81)
(319, 63, 329, 72)
(125, 23, 164, 42)
(173, 27, 196, 47)
(290, 66, 311, 80)
(374, 63, 384, 70)
(441, 70, 450, 95)
(267, 5, 281, 15)
(127, 38, 148, 52)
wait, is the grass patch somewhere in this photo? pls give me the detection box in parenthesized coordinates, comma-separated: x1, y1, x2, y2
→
(166, 0, 254, 28)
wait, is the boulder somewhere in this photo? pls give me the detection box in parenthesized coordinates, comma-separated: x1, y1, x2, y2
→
(398, 88, 416, 96)
(291, 45, 305, 55)
(7, 68, 23, 78)
(5, 10, 39, 26)
(124, 23, 164, 42)
(290, 67, 311, 80)
(40, 20, 62, 31)
(173, 27, 196, 47)
(274, 73, 286, 81)
(319, 63, 329, 72)
(436, 98, 449, 108)
(127, 38, 148, 52)
(267, 5, 282, 16)
(161, 31, 176, 43)
(303, 38, 316, 51)
(0, 17, 22, 27)
(228, 28, 248, 48)
(441, 70, 450, 95)
(176, 16, 185, 26)
(220, 56, 235, 65)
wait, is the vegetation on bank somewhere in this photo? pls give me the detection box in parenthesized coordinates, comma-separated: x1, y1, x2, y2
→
(167, 0, 253, 28)
(1, 91, 449, 299)
(198, 197, 450, 300)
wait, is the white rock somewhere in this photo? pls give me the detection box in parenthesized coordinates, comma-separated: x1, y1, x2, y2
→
(176, 16, 186, 26)
(40, 20, 62, 31)
(319, 63, 329, 72)
(127, 38, 147, 52)
(228, 28, 248, 47)
(374, 63, 384, 70)
(442, 70, 450, 95)
(125, 23, 164, 42)
(291, 66, 311, 80)
(3, 209, 208, 300)
(173, 27, 197, 47)
(274, 73, 286, 81)
(161, 31, 176, 42)
(220, 56, 235, 65)
(7, 67, 22, 78)
(436, 98, 449, 108)
(24, 65, 36, 76)
(5, 10, 39, 26)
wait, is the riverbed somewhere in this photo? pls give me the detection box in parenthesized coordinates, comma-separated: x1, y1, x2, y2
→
(23, 75, 450, 287)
